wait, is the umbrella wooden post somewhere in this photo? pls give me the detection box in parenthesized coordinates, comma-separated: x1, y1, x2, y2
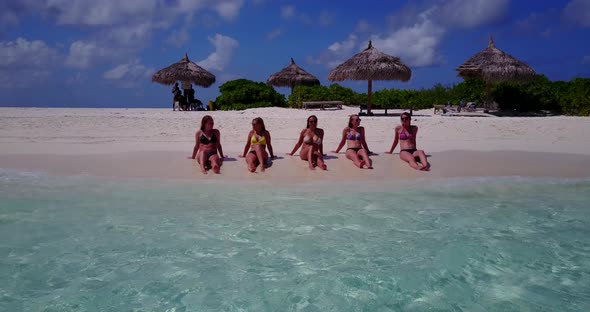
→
(367, 80, 373, 116)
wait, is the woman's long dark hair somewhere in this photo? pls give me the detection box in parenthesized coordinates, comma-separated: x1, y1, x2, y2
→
(306, 115, 318, 129)
(200, 115, 213, 131)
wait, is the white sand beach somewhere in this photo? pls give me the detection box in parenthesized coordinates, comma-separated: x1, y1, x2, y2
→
(1, 106, 590, 181)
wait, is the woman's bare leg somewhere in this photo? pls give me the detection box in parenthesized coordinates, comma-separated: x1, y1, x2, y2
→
(197, 151, 208, 174)
(400, 151, 421, 170)
(415, 150, 429, 171)
(209, 154, 221, 174)
(253, 145, 267, 172)
(346, 149, 365, 168)
(245, 152, 258, 172)
(358, 149, 373, 169)
(306, 145, 316, 169)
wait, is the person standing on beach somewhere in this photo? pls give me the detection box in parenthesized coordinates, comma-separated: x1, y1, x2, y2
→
(191, 115, 225, 174)
(287, 115, 327, 170)
(332, 114, 373, 169)
(172, 82, 181, 111)
(240, 117, 275, 172)
(385, 112, 429, 171)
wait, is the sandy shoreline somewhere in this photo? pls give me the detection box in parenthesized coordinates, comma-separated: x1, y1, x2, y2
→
(1, 107, 589, 181)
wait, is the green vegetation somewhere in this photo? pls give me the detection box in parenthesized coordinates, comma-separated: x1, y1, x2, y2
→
(215, 79, 286, 111)
(216, 77, 590, 116)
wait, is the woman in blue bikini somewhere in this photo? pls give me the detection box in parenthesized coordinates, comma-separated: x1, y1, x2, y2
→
(332, 114, 373, 169)
(385, 112, 429, 171)
(191, 115, 225, 174)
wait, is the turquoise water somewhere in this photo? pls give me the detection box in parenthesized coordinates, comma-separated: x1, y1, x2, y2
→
(1, 170, 590, 311)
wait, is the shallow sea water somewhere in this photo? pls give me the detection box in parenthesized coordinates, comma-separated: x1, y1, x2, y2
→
(1, 169, 590, 311)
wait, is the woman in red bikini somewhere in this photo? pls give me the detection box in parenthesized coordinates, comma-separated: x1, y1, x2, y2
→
(332, 114, 373, 169)
(191, 115, 225, 174)
(385, 112, 429, 171)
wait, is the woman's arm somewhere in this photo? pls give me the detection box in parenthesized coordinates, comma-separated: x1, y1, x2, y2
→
(360, 127, 371, 153)
(288, 129, 305, 155)
(332, 128, 347, 153)
(191, 131, 201, 159)
(386, 126, 400, 153)
(265, 131, 275, 158)
(215, 129, 224, 159)
(241, 131, 252, 157)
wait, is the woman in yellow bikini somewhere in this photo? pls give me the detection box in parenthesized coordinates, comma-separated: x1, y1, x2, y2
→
(240, 117, 275, 172)
(385, 112, 429, 171)
(287, 115, 327, 170)
(191, 115, 225, 174)
(332, 114, 373, 169)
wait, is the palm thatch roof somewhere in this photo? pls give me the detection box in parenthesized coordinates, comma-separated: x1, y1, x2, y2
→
(267, 58, 320, 91)
(456, 37, 536, 83)
(328, 41, 411, 82)
(152, 53, 216, 87)
(327, 40, 411, 115)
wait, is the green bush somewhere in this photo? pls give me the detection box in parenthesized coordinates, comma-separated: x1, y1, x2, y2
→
(215, 79, 286, 110)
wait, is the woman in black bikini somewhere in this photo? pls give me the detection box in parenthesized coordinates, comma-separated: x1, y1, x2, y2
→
(385, 112, 429, 171)
(332, 114, 373, 169)
(191, 115, 225, 174)
(287, 115, 327, 170)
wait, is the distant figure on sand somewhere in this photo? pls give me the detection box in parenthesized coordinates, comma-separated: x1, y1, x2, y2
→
(332, 114, 373, 169)
(287, 115, 327, 170)
(240, 117, 275, 172)
(385, 112, 429, 171)
(191, 115, 225, 174)
(172, 82, 181, 111)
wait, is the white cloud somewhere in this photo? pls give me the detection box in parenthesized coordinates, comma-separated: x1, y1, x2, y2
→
(214, 0, 244, 20)
(316, 0, 510, 68)
(562, 0, 590, 27)
(65, 40, 119, 69)
(434, 0, 510, 28)
(197, 34, 239, 71)
(102, 59, 154, 87)
(267, 28, 283, 40)
(0, 37, 60, 88)
(281, 5, 296, 19)
(46, 0, 159, 26)
(0, 37, 60, 67)
(167, 29, 191, 47)
(355, 20, 371, 33)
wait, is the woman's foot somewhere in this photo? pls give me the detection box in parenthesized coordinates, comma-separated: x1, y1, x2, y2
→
(201, 168, 208, 174)
(357, 160, 365, 168)
(320, 164, 327, 170)
(213, 165, 221, 174)
(420, 165, 430, 171)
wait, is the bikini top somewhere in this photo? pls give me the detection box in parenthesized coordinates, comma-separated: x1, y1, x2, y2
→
(346, 130, 362, 141)
(200, 132, 217, 144)
(303, 134, 322, 145)
(400, 128, 415, 141)
(251, 133, 267, 145)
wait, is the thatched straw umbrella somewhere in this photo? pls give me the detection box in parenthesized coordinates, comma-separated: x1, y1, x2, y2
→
(456, 36, 536, 108)
(152, 53, 216, 87)
(267, 58, 320, 94)
(328, 40, 411, 115)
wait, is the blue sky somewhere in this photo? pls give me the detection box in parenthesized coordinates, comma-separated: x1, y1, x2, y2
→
(1, 0, 589, 108)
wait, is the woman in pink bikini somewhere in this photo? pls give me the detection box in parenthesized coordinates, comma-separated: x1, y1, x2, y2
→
(332, 114, 373, 169)
(385, 112, 429, 171)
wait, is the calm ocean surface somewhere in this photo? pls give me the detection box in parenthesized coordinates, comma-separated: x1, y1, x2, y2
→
(1, 169, 589, 311)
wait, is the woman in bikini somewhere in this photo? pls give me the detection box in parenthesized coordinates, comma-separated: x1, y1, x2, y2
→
(287, 115, 327, 170)
(240, 117, 275, 172)
(385, 112, 429, 171)
(191, 115, 225, 174)
(332, 114, 373, 169)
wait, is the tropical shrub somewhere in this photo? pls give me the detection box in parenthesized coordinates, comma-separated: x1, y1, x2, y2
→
(215, 79, 286, 110)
